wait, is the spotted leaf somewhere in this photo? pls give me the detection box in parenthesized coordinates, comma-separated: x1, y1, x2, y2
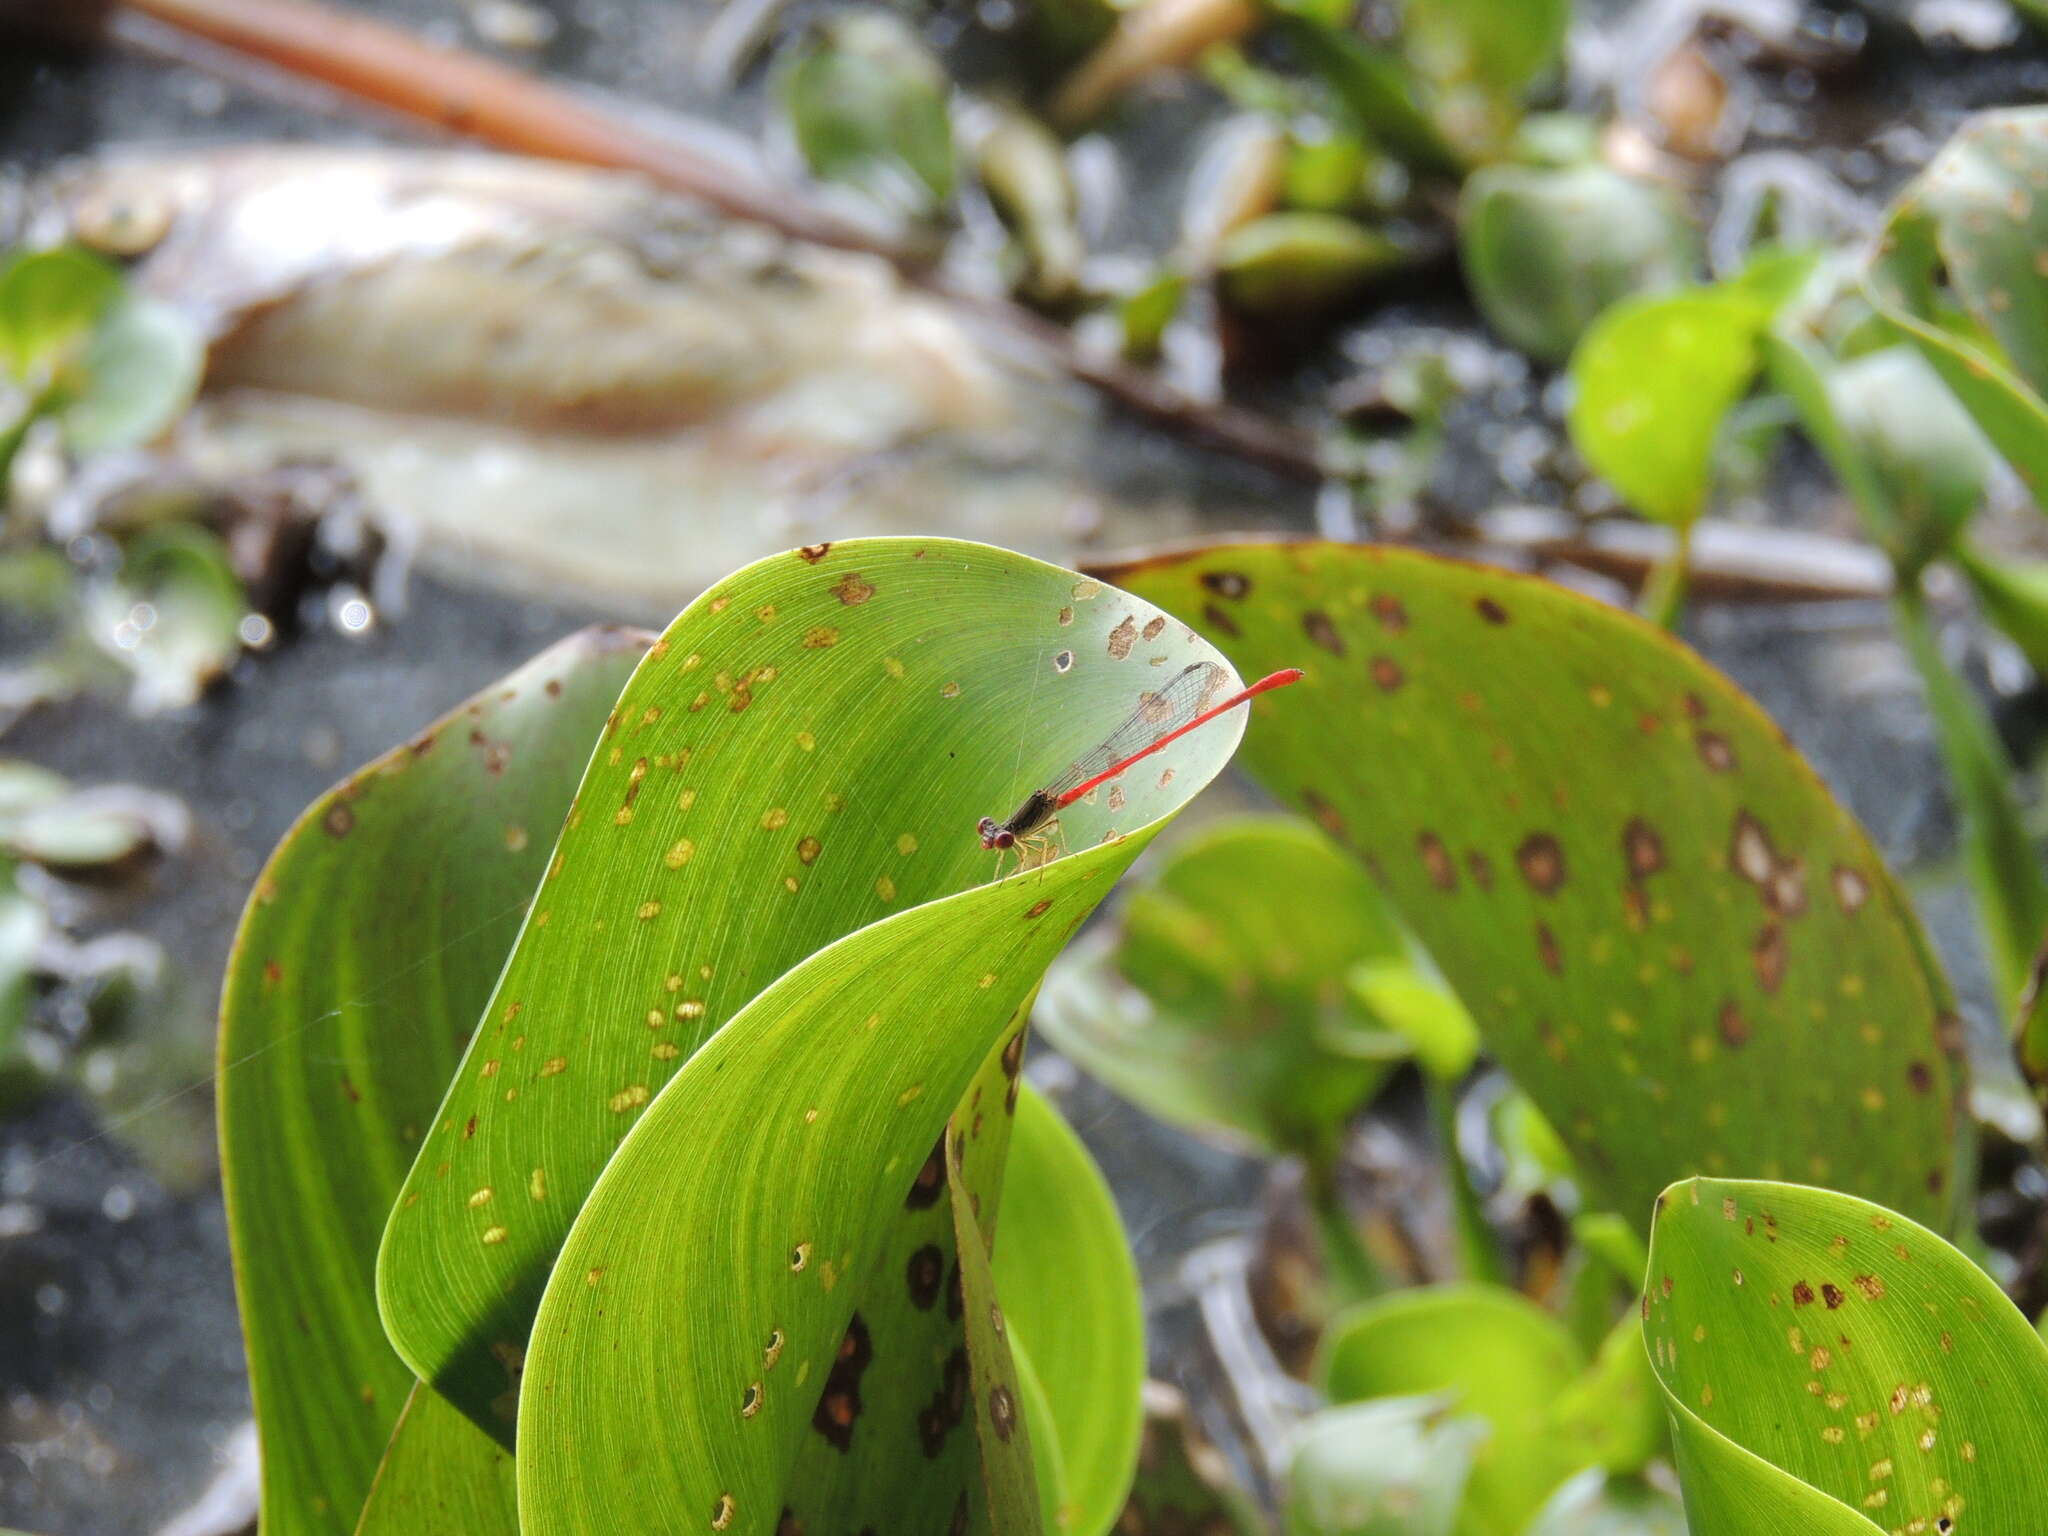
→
(1642, 1177, 2048, 1532)
(358, 540, 1255, 1529)
(1102, 543, 1968, 1235)
(218, 626, 647, 1534)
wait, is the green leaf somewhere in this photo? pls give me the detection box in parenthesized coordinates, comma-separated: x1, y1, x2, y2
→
(84, 525, 248, 714)
(1284, 1396, 1487, 1536)
(1400, 0, 1570, 161)
(1863, 107, 2048, 501)
(369, 542, 1255, 1522)
(1119, 269, 1187, 361)
(1551, 1311, 1668, 1479)
(977, 108, 1084, 307)
(995, 1086, 1146, 1536)
(0, 246, 121, 376)
(1956, 545, 2048, 679)
(356, 1384, 517, 1535)
(1102, 544, 1969, 1236)
(1642, 1177, 2048, 1531)
(218, 626, 646, 1534)
(781, 13, 956, 222)
(1459, 164, 1697, 364)
(1567, 289, 1770, 528)
(1316, 1284, 1588, 1533)
(1272, 14, 1466, 178)
(1888, 581, 2048, 1016)
(62, 294, 204, 453)
(1214, 213, 1406, 316)
(1348, 957, 1476, 1081)
(1769, 268, 1993, 576)
(1402, 0, 1568, 102)
(0, 794, 157, 870)
(1038, 816, 1411, 1160)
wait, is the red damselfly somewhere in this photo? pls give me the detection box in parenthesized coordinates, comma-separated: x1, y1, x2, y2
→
(977, 661, 1305, 875)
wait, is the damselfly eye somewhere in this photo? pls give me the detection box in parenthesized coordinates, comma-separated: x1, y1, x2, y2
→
(995, 830, 1015, 849)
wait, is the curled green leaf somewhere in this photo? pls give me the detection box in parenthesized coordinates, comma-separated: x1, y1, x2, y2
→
(1643, 1177, 2048, 1532)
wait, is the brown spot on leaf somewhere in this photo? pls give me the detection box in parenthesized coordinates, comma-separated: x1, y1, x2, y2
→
(1476, 596, 1509, 625)
(323, 802, 354, 838)
(1766, 859, 1807, 918)
(1516, 833, 1566, 895)
(1303, 611, 1346, 657)
(989, 1385, 1017, 1442)
(1622, 885, 1648, 933)
(1623, 817, 1666, 879)
(1418, 832, 1457, 891)
(1369, 593, 1409, 631)
(1369, 656, 1404, 692)
(1821, 1283, 1845, 1309)
(1001, 1028, 1025, 1080)
(798, 542, 832, 563)
(1718, 1001, 1750, 1050)
(1142, 616, 1166, 640)
(906, 1244, 944, 1309)
(1536, 923, 1561, 974)
(1467, 851, 1494, 890)
(1753, 923, 1786, 993)
(906, 1136, 946, 1209)
(1792, 1281, 1816, 1307)
(1201, 603, 1241, 638)
(1302, 790, 1347, 840)
(1200, 570, 1252, 600)
(1696, 731, 1737, 773)
(1935, 1012, 1964, 1059)
(1730, 811, 1777, 888)
(831, 572, 874, 606)
(917, 1347, 971, 1457)
(1906, 1061, 1933, 1095)
(811, 1314, 872, 1452)
(1832, 865, 1870, 914)
(1107, 616, 1138, 659)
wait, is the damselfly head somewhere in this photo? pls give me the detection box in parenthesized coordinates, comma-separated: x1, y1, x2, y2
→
(976, 816, 1014, 851)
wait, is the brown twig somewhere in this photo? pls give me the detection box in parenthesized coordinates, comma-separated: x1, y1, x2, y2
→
(103, 0, 1326, 480)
